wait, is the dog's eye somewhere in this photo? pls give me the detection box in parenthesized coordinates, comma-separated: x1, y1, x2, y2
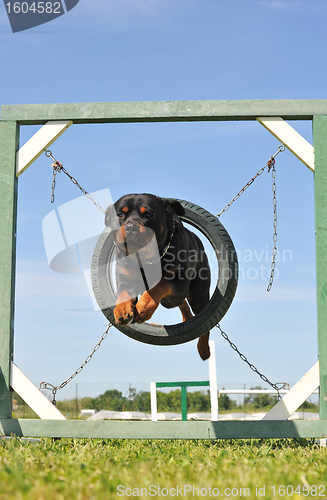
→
(145, 212, 153, 218)
(117, 212, 125, 219)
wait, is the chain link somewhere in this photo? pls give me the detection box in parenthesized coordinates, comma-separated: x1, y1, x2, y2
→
(217, 145, 285, 291)
(45, 150, 106, 214)
(267, 159, 278, 291)
(216, 323, 289, 400)
(43, 150, 110, 404)
(43, 147, 287, 402)
(39, 324, 111, 404)
(216, 145, 285, 218)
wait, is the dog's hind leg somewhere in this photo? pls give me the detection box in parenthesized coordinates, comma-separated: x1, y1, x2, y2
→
(179, 299, 210, 360)
(187, 287, 211, 361)
(197, 333, 210, 361)
(179, 299, 193, 322)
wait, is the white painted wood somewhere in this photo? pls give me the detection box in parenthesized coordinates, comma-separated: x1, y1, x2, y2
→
(11, 363, 66, 420)
(150, 382, 157, 422)
(257, 117, 315, 172)
(262, 361, 319, 420)
(208, 340, 218, 421)
(16, 120, 73, 176)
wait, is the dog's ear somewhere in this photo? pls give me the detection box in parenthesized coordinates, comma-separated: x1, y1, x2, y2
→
(105, 204, 117, 227)
(163, 198, 185, 217)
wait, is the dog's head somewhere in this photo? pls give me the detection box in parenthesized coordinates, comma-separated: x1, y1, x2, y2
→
(105, 193, 185, 254)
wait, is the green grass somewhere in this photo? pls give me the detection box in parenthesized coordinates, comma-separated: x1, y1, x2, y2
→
(0, 439, 327, 499)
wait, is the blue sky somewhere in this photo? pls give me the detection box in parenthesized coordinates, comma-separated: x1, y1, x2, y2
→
(0, 0, 325, 403)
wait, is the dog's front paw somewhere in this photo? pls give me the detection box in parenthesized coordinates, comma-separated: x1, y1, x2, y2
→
(134, 292, 159, 323)
(114, 292, 136, 325)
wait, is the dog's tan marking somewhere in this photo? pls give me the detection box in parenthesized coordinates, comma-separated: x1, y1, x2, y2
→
(134, 279, 173, 323)
(114, 291, 136, 324)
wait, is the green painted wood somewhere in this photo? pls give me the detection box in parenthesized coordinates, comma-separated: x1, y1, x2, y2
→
(0, 103, 324, 439)
(313, 115, 327, 421)
(155, 382, 209, 421)
(156, 381, 209, 388)
(2, 100, 327, 125)
(0, 419, 326, 440)
(181, 387, 188, 421)
(0, 121, 19, 419)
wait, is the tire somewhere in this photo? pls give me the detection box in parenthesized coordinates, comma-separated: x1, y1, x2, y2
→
(91, 200, 238, 346)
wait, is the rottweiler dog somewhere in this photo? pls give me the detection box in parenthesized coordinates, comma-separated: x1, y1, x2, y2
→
(105, 193, 211, 360)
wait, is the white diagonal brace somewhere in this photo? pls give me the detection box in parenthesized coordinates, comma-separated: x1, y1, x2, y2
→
(16, 120, 73, 177)
(257, 117, 314, 172)
(262, 361, 319, 420)
(11, 362, 66, 420)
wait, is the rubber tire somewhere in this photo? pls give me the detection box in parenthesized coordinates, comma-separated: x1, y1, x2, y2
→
(91, 200, 238, 346)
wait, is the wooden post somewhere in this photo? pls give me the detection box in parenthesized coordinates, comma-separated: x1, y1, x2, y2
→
(150, 382, 157, 422)
(208, 340, 218, 421)
(313, 115, 327, 420)
(0, 100, 326, 439)
(0, 120, 19, 419)
(181, 386, 187, 421)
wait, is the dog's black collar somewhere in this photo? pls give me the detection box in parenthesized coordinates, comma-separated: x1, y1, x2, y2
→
(145, 220, 176, 265)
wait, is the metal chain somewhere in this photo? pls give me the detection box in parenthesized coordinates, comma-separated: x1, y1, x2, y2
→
(43, 150, 110, 404)
(51, 165, 58, 203)
(216, 145, 285, 218)
(267, 159, 278, 291)
(45, 150, 106, 214)
(217, 145, 285, 291)
(39, 324, 111, 405)
(216, 323, 289, 400)
(43, 147, 287, 401)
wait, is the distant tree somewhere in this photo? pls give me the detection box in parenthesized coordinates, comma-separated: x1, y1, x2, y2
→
(244, 386, 276, 409)
(157, 389, 182, 412)
(132, 391, 151, 412)
(219, 390, 234, 411)
(80, 397, 93, 409)
(188, 391, 211, 412)
(91, 389, 128, 411)
(301, 400, 318, 411)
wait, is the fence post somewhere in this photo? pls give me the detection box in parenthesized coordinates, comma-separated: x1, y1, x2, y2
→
(209, 340, 218, 421)
(0, 120, 19, 419)
(313, 115, 327, 421)
(150, 382, 157, 421)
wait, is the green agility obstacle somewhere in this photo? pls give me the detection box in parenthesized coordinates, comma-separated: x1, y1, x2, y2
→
(1, 100, 327, 439)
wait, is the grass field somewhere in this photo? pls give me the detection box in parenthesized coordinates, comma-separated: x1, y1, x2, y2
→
(0, 438, 327, 499)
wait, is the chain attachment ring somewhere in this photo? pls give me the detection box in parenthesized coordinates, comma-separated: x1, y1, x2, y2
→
(45, 150, 106, 213)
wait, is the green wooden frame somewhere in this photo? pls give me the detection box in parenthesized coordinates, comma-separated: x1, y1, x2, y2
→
(155, 381, 210, 421)
(1, 99, 327, 439)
